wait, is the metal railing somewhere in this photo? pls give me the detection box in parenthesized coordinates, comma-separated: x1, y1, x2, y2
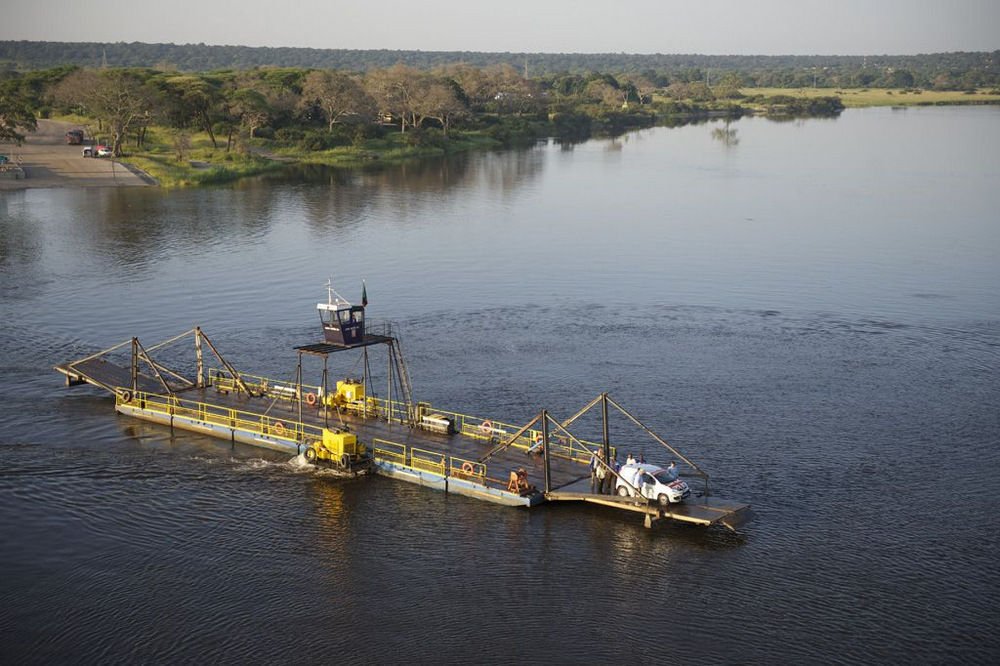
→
(371, 438, 492, 487)
(115, 388, 323, 446)
(206, 368, 608, 464)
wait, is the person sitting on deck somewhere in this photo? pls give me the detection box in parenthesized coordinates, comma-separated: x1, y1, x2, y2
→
(508, 467, 532, 494)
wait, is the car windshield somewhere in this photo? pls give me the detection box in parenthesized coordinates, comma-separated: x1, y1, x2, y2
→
(653, 471, 677, 484)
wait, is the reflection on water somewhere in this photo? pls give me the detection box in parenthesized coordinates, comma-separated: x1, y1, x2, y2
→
(711, 119, 740, 146)
(1, 106, 999, 662)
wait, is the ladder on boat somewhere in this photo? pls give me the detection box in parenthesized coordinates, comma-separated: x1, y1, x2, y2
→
(391, 335, 416, 424)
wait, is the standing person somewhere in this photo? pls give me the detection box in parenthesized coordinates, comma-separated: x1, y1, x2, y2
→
(603, 455, 618, 495)
(666, 461, 678, 480)
(626, 452, 636, 465)
(590, 449, 601, 493)
(595, 455, 607, 494)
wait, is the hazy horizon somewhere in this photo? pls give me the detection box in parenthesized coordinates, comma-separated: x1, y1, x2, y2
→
(2, 0, 998, 57)
(2, 36, 997, 58)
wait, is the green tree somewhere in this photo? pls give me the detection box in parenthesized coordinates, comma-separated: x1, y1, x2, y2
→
(888, 69, 915, 88)
(0, 81, 37, 144)
(228, 87, 271, 139)
(153, 74, 223, 148)
(714, 72, 745, 99)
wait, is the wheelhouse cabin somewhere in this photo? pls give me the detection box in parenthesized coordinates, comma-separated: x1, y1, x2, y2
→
(318, 286, 365, 346)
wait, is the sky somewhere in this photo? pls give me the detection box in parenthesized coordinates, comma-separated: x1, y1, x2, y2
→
(1, 0, 997, 55)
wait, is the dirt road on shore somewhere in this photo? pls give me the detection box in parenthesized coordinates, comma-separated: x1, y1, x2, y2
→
(0, 120, 154, 190)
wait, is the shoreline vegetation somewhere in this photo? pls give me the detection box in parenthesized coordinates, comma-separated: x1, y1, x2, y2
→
(3, 54, 998, 187)
(122, 87, 999, 188)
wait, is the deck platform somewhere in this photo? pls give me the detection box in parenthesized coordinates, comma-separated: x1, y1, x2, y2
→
(547, 478, 752, 529)
(55, 358, 173, 394)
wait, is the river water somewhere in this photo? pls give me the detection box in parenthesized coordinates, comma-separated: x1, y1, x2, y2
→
(2, 106, 999, 663)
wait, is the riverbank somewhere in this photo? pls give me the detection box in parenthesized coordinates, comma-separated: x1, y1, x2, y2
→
(743, 86, 1000, 108)
(0, 120, 152, 191)
(8, 88, 999, 191)
(114, 87, 1000, 189)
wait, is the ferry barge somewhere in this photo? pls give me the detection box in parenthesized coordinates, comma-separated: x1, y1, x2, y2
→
(55, 284, 750, 530)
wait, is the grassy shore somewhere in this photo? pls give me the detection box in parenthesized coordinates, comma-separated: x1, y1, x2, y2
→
(742, 87, 1000, 107)
(54, 86, 998, 187)
(58, 120, 504, 187)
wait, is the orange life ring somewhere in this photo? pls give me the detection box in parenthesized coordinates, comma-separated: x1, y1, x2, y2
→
(534, 434, 543, 445)
(461, 461, 475, 475)
(273, 421, 285, 436)
(305, 392, 317, 406)
(479, 420, 493, 434)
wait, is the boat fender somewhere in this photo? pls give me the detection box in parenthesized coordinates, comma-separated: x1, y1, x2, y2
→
(304, 447, 317, 462)
(461, 461, 475, 475)
(479, 420, 493, 434)
(340, 453, 351, 469)
(305, 392, 317, 406)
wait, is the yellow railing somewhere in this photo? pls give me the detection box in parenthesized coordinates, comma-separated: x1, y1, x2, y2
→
(116, 388, 322, 445)
(411, 447, 446, 475)
(372, 439, 406, 465)
(449, 455, 486, 483)
(371, 438, 491, 486)
(206, 369, 609, 463)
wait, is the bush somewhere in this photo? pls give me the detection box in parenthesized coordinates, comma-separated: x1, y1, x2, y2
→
(484, 117, 546, 145)
(298, 129, 352, 151)
(254, 126, 275, 139)
(274, 127, 304, 142)
(549, 112, 592, 140)
(350, 123, 386, 146)
(402, 127, 446, 149)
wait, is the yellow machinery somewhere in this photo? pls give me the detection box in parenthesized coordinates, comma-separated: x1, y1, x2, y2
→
(325, 379, 365, 408)
(304, 428, 369, 469)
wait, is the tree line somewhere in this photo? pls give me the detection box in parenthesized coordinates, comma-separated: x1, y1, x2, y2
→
(10, 63, 821, 154)
(2, 40, 999, 89)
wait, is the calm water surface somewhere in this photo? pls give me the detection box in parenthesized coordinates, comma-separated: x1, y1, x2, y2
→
(2, 106, 999, 663)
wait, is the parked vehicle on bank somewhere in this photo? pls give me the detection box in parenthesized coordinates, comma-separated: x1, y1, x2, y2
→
(65, 129, 85, 144)
(82, 145, 112, 158)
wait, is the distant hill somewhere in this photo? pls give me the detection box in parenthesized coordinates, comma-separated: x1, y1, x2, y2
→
(1, 40, 998, 86)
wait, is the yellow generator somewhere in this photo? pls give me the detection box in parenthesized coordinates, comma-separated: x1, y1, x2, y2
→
(325, 379, 365, 409)
(304, 428, 369, 470)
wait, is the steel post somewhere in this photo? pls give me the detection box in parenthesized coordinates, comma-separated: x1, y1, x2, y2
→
(542, 410, 551, 493)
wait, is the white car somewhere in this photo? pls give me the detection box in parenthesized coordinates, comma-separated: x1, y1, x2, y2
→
(616, 463, 690, 505)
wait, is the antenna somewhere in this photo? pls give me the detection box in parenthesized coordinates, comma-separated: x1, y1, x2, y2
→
(324, 278, 349, 306)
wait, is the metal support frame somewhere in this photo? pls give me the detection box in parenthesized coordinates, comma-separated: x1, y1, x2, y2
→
(296, 352, 304, 440)
(541, 410, 551, 493)
(322, 355, 329, 429)
(195, 327, 204, 388)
